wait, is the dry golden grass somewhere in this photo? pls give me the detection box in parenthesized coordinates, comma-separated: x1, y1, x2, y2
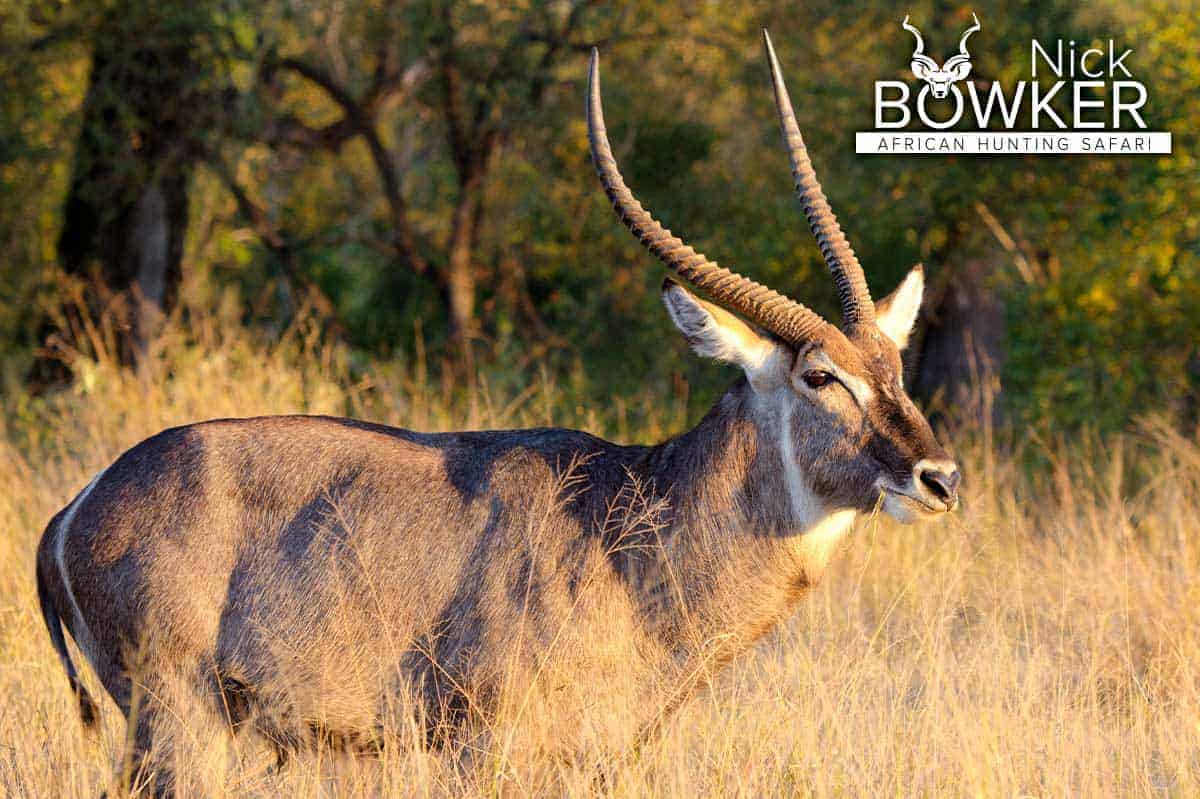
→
(1, 317, 1198, 797)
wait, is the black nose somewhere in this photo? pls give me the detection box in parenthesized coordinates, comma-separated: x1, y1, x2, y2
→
(919, 467, 960, 506)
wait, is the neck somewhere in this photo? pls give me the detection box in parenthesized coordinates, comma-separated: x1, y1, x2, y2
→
(647, 378, 851, 533)
(628, 379, 857, 666)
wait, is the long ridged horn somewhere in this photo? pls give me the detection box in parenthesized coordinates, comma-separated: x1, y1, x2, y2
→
(587, 48, 831, 347)
(762, 30, 876, 328)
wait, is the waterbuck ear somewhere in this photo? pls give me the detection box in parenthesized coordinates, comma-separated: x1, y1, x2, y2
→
(662, 279, 786, 390)
(875, 264, 924, 350)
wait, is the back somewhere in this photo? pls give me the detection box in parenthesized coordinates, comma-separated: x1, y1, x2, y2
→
(39, 414, 668, 753)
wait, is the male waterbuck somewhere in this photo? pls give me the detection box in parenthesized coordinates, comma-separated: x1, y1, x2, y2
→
(37, 34, 958, 793)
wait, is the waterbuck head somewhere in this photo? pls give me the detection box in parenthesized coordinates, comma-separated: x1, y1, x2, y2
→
(902, 13, 981, 99)
(588, 33, 959, 523)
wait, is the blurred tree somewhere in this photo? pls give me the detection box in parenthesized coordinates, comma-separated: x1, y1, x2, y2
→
(0, 0, 1195, 436)
(221, 0, 656, 362)
(28, 1, 232, 387)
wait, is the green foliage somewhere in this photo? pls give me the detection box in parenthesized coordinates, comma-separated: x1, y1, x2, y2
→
(0, 1, 1197, 435)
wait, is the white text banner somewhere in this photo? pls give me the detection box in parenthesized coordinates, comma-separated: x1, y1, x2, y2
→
(855, 131, 1172, 155)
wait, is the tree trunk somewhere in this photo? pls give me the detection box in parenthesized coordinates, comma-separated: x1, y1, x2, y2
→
(445, 189, 479, 343)
(442, 153, 490, 368)
(915, 257, 1007, 425)
(29, 4, 202, 389)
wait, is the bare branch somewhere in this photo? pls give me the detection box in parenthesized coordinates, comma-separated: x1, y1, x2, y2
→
(204, 155, 344, 327)
(974, 201, 1040, 285)
(276, 56, 430, 275)
(265, 113, 359, 153)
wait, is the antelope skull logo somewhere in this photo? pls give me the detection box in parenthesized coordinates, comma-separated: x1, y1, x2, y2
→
(903, 12, 981, 98)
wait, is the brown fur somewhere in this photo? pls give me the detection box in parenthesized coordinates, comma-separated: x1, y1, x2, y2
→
(37, 283, 955, 794)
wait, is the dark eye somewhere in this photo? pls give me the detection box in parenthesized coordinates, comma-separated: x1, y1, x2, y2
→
(802, 370, 834, 389)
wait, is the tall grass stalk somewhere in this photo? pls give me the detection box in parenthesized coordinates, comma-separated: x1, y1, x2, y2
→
(1, 314, 1197, 796)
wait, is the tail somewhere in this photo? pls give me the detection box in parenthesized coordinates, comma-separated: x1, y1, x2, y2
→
(36, 556, 99, 729)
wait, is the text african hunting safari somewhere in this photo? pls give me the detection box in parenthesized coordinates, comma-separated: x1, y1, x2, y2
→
(35, 32, 958, 794)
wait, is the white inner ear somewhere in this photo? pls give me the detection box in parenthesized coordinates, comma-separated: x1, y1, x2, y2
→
(876, 266, 924, 350)
(663, 283, 787, 390)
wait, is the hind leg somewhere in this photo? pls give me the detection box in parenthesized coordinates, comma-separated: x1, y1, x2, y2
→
(210, 671, 297, 775)
(116, 685, 176, 798)
(116, 668, 241, 798)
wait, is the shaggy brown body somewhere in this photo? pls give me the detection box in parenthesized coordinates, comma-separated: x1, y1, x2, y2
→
(37, 384, 871, 781)
(37, 35, 959, 794)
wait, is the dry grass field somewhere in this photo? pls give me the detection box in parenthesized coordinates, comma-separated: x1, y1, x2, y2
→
(1, 318, 1198, 797)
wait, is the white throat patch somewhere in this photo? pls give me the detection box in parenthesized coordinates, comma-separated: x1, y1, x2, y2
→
(777, 394, 856, 528)
(777, 395, 856, 570)
(778, 396, 814, 523)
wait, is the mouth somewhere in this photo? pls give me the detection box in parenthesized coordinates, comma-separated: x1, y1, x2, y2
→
(881, 488, 951, 516)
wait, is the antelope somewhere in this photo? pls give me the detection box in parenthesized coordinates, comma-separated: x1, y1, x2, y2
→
(903, 12, 982, 98)
(36, 33, 959, 794)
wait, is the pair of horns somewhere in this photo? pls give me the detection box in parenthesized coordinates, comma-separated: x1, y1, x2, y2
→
(587, 31, 875, 346)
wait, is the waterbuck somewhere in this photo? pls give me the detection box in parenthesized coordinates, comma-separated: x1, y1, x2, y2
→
(36, 34, 959, 793)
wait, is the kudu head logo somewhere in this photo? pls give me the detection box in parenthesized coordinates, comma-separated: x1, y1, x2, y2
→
(902, 13, 981, 98)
